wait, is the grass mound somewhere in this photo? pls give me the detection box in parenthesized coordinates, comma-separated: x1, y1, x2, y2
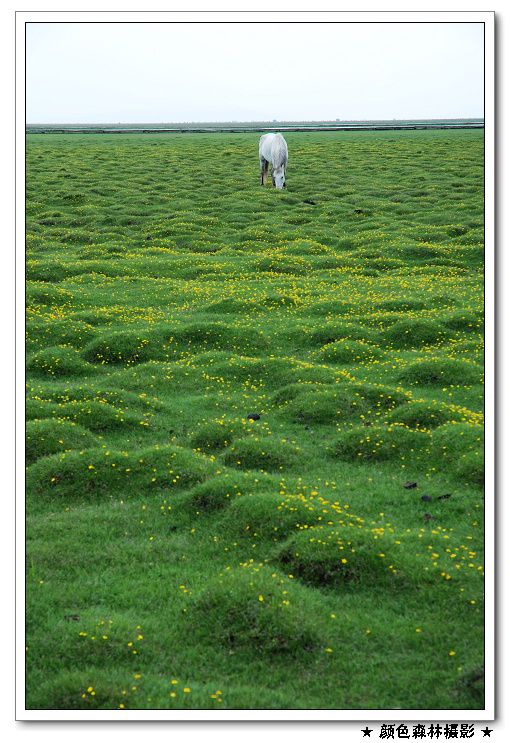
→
(281, 382, 408, 426)
(26, 282, 75, 307)
(189, 418, 246, 452)
(184, 471, 273, 514)
(188, 565, 319, 655)
(349, 382, 410, 412)
(71, 309, 117, 326)
(304, 321, 375, 347)
(387, 401, 465, 430)
(224, 436, 300, 471)
(284, 387, 365, 425)
(25, 398, 144, 432)
(314, 339, 383, 364)
(26, 319, 96, 353)
(331, 425, 430, 462)
(26, 444, 214, 502)
(304, 300, 355, 317)
(82, 330, 162, 365)
(431, 420, 484, 452)
(205, 297, 263, 314)
(271, 381, 332, 407)
(454, 449, 484, 487)
(382, 318, 447, 348)
(33, 383, 163, 413)
(398, 358, 482, 386)
(27, 346, 95, 377)
(431, 422, 484, 486)
(281, 239, 333, 256)
(26, 419, 98, 464)
(29, 606, 154, 688)
(277, 526, 404, 589)
(255, 255, 311, 275)
(260, 292, 302, 309)
(444, 311, 483, 332)
(168, 322, 268, 356)
(27, 669, 298, 710)
(26, 259, 75, 282)
(203, 354, 337, 390)
(50, 612, 150, 670)
(374, 298, 427, 313)
(221, 492, 321, 540)
(24, 668, 169, 711)
(25, 669, 130, 711)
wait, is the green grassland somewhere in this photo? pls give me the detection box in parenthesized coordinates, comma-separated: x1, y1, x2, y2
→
(25, 130, 485, 711)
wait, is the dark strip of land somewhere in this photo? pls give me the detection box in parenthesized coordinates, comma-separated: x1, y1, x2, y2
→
(26, 121, 484, 134)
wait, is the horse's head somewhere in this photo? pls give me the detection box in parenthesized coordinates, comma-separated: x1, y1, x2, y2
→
(273, 166, 286, 190)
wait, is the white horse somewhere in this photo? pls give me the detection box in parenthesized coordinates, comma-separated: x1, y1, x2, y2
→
(259, 133, 288, 189)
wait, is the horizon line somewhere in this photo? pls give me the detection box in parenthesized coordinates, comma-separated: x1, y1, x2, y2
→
(26, 116, 485, 126)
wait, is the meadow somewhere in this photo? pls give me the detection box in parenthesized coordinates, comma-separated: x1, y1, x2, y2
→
(25, 129, 485, 710)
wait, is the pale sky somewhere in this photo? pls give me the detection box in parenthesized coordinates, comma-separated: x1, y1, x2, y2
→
(26, 22, 484, 123)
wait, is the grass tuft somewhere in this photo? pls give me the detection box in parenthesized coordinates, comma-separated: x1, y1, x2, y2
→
(277, 526, 406, 589)
(26, 444, 214, 503)
(331, 425, 430, 462)
(398, 358, 482, 386)
(382, 318, 447, 348)
(26, 419, 98, 464)
(224, 436, 301, 471)
(314, 339, 383, 364)
(188, 565, 320, 655)
(28, 346, 95, 377)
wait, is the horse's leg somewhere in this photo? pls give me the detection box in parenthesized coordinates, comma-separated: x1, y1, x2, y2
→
(260, 157, 268, 185)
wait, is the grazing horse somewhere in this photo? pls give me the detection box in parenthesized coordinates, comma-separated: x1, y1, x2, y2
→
(259, 133, 288, 189)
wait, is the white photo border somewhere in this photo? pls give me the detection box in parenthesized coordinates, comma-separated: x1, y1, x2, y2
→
(15, 8, 495, 722)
